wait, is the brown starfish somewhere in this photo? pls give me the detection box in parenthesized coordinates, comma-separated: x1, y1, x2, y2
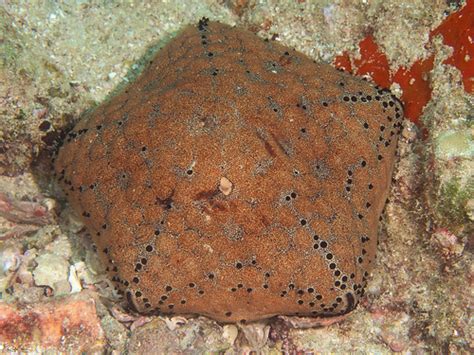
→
(54, 18, 403, 323)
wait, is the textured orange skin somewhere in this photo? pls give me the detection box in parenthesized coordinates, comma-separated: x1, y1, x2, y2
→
(54, 20, 403, 323)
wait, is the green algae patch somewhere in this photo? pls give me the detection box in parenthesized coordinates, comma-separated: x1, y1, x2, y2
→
(436, 177, 474, 230)
(435, 130, 474, 160)
(0, 10, 21, 69)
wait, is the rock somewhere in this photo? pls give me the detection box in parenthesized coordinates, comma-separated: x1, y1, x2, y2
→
(127, 317, 233, 353)
(0, 293, 105, 352)
(33, 253, 70, 295)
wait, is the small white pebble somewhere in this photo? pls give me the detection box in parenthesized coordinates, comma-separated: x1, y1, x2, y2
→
(222, 324, 239, 344)
(42, 198, 56, 212)
(1, 248, 21, 273)
(219, 176, 233, 195)
(68, 264, 82, 293)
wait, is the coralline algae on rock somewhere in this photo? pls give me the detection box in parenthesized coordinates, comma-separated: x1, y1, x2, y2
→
(53, 19, 403, 323)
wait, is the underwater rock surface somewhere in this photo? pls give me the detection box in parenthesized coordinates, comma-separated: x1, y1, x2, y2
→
(53, 19, 402, 322)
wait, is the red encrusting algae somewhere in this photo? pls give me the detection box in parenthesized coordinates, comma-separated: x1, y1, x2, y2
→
(333, 0, 473, 124)
(393, 56, 434, 124)
(431, 0, 474, 93)
(333, 52, 352, 73)
(353, 35, 392, 89)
